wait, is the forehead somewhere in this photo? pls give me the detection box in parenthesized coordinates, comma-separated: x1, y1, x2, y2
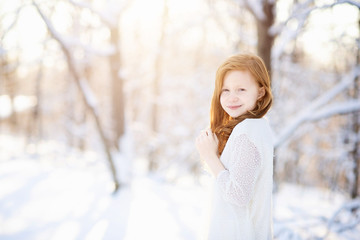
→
(222, 70, 257, 86)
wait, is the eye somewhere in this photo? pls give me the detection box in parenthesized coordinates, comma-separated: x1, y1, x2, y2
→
(221, 88, 229, 93)
(237, 88, 246, 92)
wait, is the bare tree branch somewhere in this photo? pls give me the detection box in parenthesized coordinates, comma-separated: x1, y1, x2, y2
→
(243, 0, 266, 21)
(272, 0, 359, 37)
(32, 0, 120, 192)
(67, 0, 131, 27)
(309, 101, 360, 121)
(271, 0, 360, 58)
(324, 199, 360, 237)
(274, 66, 360, 148)
(0, 3, 29, 41)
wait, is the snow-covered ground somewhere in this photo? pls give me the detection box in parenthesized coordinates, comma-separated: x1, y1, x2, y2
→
(0, 134, 359, 240)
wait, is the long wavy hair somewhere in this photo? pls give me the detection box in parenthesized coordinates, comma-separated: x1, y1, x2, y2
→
(210, 53, 273, 155)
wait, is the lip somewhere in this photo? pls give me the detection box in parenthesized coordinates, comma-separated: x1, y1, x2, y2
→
(227, 105, 242, 110)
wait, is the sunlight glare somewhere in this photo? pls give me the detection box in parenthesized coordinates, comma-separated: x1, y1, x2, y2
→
(300, 4, 358, 66)
(0, 95, 37, 119)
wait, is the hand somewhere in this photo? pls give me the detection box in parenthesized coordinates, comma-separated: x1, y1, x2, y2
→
(196, 129, 225, 176)
(195, 128, 219, 163)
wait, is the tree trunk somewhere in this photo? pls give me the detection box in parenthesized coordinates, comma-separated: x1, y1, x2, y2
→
(27, 61, 43, 148)
(34, 3, 120, 192)
(4, 55, 18, 131)
(256, 0, 275, 76)
(110, 27, 125, 150)
(148, 0, 168, 171)
(350, 10, 360, 199)
(253, 0, 276, 190)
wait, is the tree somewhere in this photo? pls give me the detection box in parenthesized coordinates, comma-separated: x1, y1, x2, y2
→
(243, 0, 275, 74)
(148, 0, 169, 171)
(350, 8, 360, 199)
(33, 1, 120, 192)
(226, 0, 360, 193)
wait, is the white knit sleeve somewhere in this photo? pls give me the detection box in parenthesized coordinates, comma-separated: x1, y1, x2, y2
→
(216, 134, 261, 207)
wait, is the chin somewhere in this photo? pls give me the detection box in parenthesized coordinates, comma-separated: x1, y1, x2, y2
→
(229, 113, 241, 118)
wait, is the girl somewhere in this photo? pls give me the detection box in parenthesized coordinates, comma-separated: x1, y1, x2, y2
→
(196, 53, 273, 240)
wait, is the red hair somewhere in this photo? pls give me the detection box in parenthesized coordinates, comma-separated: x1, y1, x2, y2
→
(210, 53, 272, 155)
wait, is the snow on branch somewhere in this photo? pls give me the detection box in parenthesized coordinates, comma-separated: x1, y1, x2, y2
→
(33, 1, 115, 57)
(271, 16, 307, 60)
(67, 0, 116, 27)
(67, 0, 130, 28)
(272, 0, 359, 37)
(32, 1, 69, 50)
(244, 0, 266, 21)
(270, 0, 360, 58)
(269, 0, 315, 37)
(324, 199, 360, 237)
(62, 35, 116, 57)
(0, 46, 5, 57)
(32, 1, 100, 116)
(79, 78, 98, 110)
(33, 0, 120, 191)
(325, 0, 360, 8)
(0, 4, 25, 41)
(309, 101, 360, 121)
(274, 67, 360, 148)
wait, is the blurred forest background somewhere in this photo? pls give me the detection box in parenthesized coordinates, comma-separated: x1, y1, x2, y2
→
(1, 0, 360, 239)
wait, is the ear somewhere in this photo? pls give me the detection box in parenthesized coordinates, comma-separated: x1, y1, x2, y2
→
(257, 87, 265, 100)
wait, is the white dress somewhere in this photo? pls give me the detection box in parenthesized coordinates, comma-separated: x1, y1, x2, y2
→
(206, 118, 274, 240)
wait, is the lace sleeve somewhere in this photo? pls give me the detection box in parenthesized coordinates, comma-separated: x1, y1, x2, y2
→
(216, 134, 261, 207)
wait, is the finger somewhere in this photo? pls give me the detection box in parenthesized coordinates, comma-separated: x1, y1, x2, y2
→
(214, 134, 219, 144)
(197, 134, 205, 141)
(204, 129, 209, 136)
(212, 132, 218, 140)
(205, 129, 212, 137)
(208, 130, 215, 140)
(197, 134, 205, 143)
(201, 130, 208, 137)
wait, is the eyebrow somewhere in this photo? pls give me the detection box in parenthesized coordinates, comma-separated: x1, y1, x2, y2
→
(222, 84, 246, 88)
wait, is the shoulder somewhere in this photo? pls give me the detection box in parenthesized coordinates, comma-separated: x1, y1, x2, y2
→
(232, 118, 273, 145)
(233, 118, 270, 134)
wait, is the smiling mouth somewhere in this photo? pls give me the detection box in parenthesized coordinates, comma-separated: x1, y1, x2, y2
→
(228, 105, 242, 110)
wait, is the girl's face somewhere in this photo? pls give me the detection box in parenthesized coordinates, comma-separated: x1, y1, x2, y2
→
(220, 70, 264, 118)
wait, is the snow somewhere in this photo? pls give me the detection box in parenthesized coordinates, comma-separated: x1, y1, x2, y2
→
(0, 46, 5, 56)
(62, 36, 116, 57)
(271, 16, 306, 59)
(1, 134, 360, 240)
(33, 2, 115, 57)
(324, 0, 360, 9)
(274, 66, 360, 148)
(33, 2, 68, 50)
(68, 0, 130, 27)
(67, 0, 115, 27)
(273, 184, 358, 240)
(309, 100, 360, 121)
(244, 0, 266, 21)
(0, 95, 37, 119)
(0, 134, 208, 240)
(79, 78, 98, 110)
(271, 0, 360, 59)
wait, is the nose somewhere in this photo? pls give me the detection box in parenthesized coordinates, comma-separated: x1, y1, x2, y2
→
(229, 93, 239, 102)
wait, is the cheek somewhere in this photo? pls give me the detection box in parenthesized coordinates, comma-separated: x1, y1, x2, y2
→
(220, 95, 226, 108)
(248, 95, 259, 108)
